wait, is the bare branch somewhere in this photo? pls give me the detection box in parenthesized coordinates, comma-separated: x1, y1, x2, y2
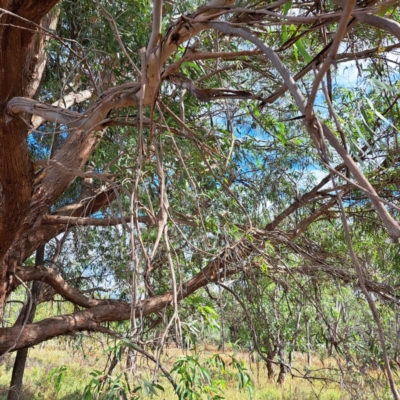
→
(8, 82, 141, 132)
(41, 214, 197, 227)
(145, 0, 235, 102)
(355, 12, 400, 40)
(30, 89, 92, 132)
(41, 215, 154, 227)
(305, 0, 357, 121)
(147, 0, 164, 55)
(13, 265, 123, 309)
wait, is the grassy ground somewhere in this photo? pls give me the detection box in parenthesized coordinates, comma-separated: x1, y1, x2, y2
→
(0, 341, 391, 399)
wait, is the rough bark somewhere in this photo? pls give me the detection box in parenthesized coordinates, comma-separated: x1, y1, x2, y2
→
(276, 362, 289, 385)
(0, 0, 59, 319)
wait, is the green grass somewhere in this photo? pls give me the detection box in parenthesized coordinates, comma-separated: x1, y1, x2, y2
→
(0, 342, 391, 399)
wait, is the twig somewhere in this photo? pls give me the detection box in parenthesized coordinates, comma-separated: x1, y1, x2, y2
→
(214, 281, 291, 370)
(306, 0, 357, 121)
(0, 275, 32, 361)
(95, 0, 141, 77)
(332, 178, 400, 400)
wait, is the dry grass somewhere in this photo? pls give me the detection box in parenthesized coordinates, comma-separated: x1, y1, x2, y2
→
(0, 341, 392, 399)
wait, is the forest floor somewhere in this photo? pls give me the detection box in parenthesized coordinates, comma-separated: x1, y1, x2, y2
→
(0, 340, 391, 399)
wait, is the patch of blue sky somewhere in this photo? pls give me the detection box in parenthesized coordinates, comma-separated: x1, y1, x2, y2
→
(211, 104, 331, 195)
(28, 124, 70, 160)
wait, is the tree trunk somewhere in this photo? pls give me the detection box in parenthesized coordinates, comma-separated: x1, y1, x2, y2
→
(0, 1, 59, 321)
(276, 362, 289, 385)
(276, 349, 290, 386)
(266, 351, 275, 380)
(266, 360, 274, 380)
(7, 247, 44, 400)
(306, 319, 312, 366)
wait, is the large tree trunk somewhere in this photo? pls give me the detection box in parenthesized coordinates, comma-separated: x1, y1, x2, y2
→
(8, 247, 44, 400)
(0, 0, 59, 319)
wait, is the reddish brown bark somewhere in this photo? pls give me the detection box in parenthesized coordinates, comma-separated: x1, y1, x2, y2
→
(0, 0, 59, 318)
(0, 0, 105, 324)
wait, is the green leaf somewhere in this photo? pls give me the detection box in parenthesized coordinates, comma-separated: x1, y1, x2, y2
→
(283, 1, 292, 15)
(369, 77, 396, 92)
(294, 39, 312, 62)
(281, 24, 288, 44)
(366, 98, 399, 131)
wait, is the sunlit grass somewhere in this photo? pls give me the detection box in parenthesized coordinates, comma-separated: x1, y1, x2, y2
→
(0, 341, 393, 399)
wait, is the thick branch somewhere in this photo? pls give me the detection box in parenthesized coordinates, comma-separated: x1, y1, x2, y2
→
(8, 82, 141, 131)
(40, 214, 197, 227)
(30, 89, 92, 131)
(13, 266, 123, 309)
(147, 0, 164, 55)
(145, 0, 235, 102)
(0, 239, 245, 352)
(355, 12, 400, 41)
(3, 233, 399, 352)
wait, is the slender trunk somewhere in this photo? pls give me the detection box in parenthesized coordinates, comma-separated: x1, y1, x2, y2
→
(8, 247, 44, 400)
(276, 363, 288, 385)
(266, 360, 274, 380)
(276, 350, 291, 386)
(220, 316, 225, 352)
(266, 351, 275, 380)
(306, 319, 312, 366)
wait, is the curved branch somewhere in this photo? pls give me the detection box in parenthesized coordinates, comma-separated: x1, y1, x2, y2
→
(3, 177, 399, 356)
(41, 215, 154, 227)
(5, 243, 399, 353)
(8, 98, 85, 128)
(145, 0, 235, 102)
(0, 240, 244, 352)
(30, 89, 92, 132)
(8, 82, 141, 131)
(306, 0, 357, 121)
(13, 266, 123, 309)
(355, 12, 400, 41)
(40, 214, 197, 227)
(209, 20, 400, 241)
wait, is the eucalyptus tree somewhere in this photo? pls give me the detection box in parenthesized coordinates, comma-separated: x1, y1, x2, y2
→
(1, 0, 400, 397)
